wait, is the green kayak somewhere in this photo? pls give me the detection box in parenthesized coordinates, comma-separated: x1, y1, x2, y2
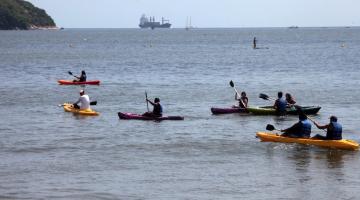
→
(247, 106, 321, 115)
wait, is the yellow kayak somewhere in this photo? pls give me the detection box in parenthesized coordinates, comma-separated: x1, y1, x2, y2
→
(256, 132, 359, 150)
(63, 103, 99, 116)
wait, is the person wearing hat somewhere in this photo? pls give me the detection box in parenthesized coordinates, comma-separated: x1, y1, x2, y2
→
(143, 97, 163, 117)
(312, 116, 342, 140)
(73, 89, 90, 110)
(280, 113, 312, 138)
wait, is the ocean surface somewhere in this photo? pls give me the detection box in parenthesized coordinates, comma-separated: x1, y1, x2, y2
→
(1, 28, 360, 199)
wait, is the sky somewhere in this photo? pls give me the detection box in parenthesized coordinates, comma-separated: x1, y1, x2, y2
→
(28, 0, 360, 28)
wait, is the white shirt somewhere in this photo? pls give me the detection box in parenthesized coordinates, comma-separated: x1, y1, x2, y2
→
(75, 94, 90, 110)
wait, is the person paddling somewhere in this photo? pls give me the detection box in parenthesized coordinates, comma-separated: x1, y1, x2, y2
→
(281, 113, 312, 138)
(73, 70, 87, 82)
(285, 93, 296, 106)
(253, 37, 257, 49)
(235, 91, 248, 108)
(73, 89, 90, 110)
(312, 116, 342, 140)
(274, 91, 287, 116)
(143, 97, 162, 117)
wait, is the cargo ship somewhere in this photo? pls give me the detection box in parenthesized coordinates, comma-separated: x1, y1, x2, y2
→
(139, 14, 171, 29)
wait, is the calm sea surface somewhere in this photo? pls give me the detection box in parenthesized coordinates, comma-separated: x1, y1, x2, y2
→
(1, 28, 360, 199)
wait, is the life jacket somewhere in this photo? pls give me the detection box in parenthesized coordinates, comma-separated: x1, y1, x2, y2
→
(276, 98, 287, 115)
(300, 119, 312, 138)
(153, 103, 163, 116)
(328, 122, 342, 140)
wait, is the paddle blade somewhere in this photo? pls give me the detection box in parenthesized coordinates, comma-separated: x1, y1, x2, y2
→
(259, 93, 270, 100)
(266, 124, 276, 131)
(90, 101, 97, 105)
(229, 80, 234, 88)
(68, 71, 73, 75)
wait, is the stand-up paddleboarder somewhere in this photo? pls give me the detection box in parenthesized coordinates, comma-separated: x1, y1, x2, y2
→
(253, 37, 257, 49)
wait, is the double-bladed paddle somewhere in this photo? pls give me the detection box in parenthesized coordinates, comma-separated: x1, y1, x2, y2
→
(58, 101, 97, 107)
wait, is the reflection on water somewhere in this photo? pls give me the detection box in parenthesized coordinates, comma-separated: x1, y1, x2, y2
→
(324, 150, 346, 169)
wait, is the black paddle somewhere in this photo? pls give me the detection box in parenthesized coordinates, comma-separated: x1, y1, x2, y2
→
(58, 101, 97, 107)
(229, 80, 246, 107)
(266, 124, 282, 131)
(145, 91, 149, 112)
(259, 93, 276, 101)
(68, 71, 80, 79)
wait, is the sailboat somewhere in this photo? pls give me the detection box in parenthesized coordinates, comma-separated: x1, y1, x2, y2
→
(185, 16, 193, 31)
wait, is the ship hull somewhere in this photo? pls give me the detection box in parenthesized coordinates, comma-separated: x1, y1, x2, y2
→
(139, 23, 171, 29)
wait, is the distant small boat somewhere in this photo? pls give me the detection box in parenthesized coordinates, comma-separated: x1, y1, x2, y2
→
(288, 26, 299, 29)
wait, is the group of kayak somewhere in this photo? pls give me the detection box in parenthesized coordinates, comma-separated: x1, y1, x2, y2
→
(211, 91, 321, 115)
(59, 71, 184, 120)
(59, 75, 359, 150)
(210, 81, 359, 150)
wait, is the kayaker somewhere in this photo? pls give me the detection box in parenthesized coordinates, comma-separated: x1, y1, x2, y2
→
(235, 91, 248, 108)
(285, 93, 296, 105)
(73, 70, 87, 82)
(274, 92, 287, 115)
(281, 113, 312, 138)
(73, 89, 90, 110)
(312, 116, 342, 140)
(143, 97, 163, 117)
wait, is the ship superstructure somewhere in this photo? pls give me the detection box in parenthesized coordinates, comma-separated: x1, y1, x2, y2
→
(139, 14, 171, 29)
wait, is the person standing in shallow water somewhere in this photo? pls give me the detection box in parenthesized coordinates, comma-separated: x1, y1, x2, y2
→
(253, 37, 257, 49)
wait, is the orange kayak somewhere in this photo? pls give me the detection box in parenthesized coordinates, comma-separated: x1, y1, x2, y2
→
(58, 80, 100, 85)
(256, 132, 359, 150)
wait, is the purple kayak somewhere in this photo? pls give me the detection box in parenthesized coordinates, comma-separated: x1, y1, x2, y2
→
(211, 106, 248, 114)
(118, 112, 184, 121)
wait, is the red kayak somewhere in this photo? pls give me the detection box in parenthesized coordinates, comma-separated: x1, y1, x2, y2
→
(211, 106, 248, 114)
(118, 112, 184, 121)
(58, 80, 100, 85)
